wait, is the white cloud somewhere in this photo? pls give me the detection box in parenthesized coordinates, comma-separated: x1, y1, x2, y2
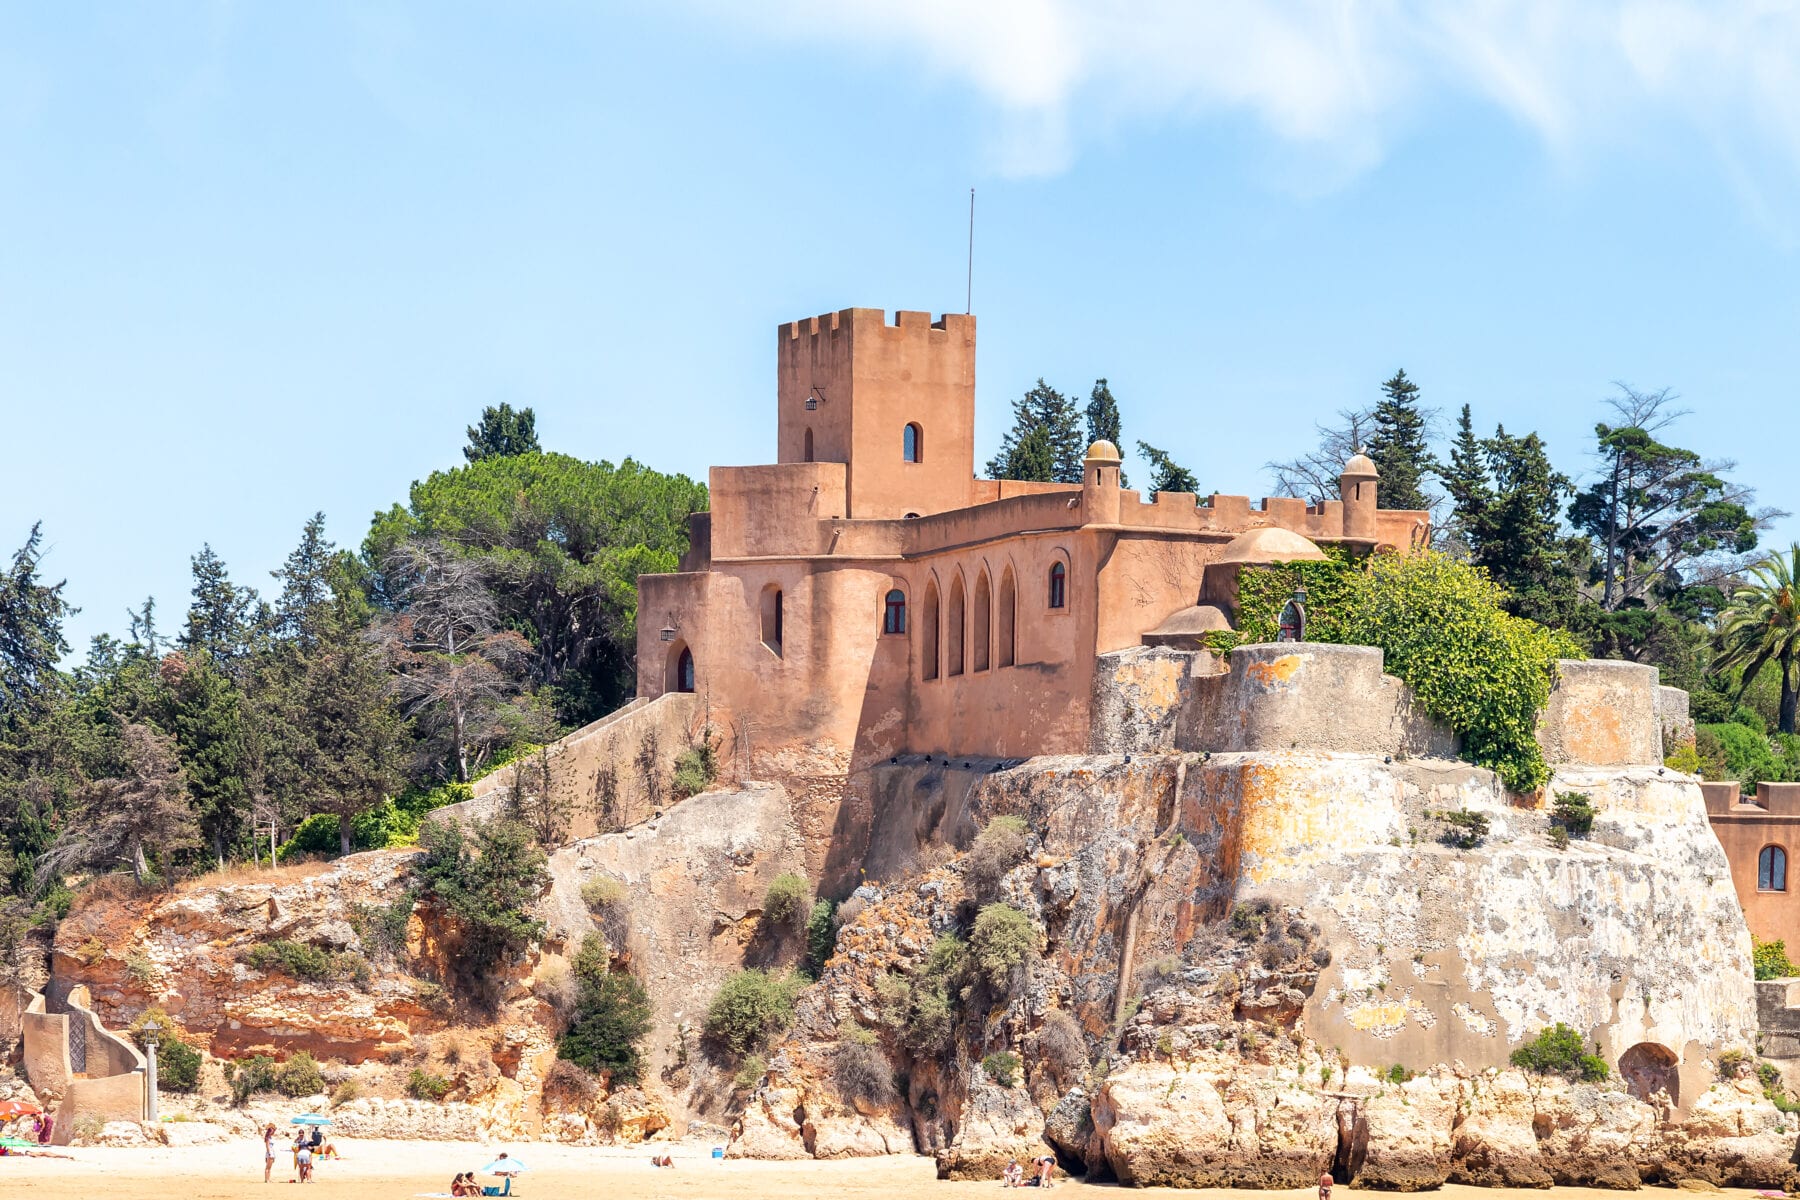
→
(689, 0, 1800, 195)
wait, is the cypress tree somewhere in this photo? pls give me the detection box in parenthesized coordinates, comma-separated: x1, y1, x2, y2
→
(1085, 379, 1127, 487)
(1365, 369, 1436, 510)
(1478, 426, 1581, 628)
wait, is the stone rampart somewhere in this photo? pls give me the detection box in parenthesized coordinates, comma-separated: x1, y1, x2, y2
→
(1539, 659, 1664, 766)
(1174, 643, 1455, 758)
(434, 692, 724, 845)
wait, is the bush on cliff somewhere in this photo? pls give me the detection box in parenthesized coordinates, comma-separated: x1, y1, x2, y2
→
(803, 899, 837, 978)
(416, 817, 549, 1000)
(406, 1068, 452, 1100)
(761, 873, 811, 931)
(1509, 1022, 1608, 1081)
(970, 903, 1037, 993)
(832, 1029, 897, 1106)
(1235, 550, 1581, 794)
(1755, 937, 1796, 981)
(557, 935, 654, 1084)
(964, 815, 1030, 903)
(704, 968, 805, 1057)
(128, 1009, 201, 1092)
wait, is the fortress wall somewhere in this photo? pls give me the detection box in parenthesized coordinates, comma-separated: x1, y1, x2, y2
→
(444, 694, 717, 843)
(1175, 643, 1454, 758)
(707, 463, 848, 559)
(1089, 647, 1206, 754)
(1539, 659, 1664, 767)
(1182, 748, 1753, 1104)
(21, 1005, 69, 1102)
(900, 490, 1081, 557)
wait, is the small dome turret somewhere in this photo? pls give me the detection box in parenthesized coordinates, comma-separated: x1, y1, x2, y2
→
(1084, 439, 1122, 463)
(1342, 452, 1378, 478)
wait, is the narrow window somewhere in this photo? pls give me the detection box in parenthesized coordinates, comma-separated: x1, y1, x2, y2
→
(676, 647, 695, 693)
(946, 575, 966, 677)
(761, 586, 784, 657)
(921, 582, 940, 681)
(973, 572, 992, 672)
(1761, 845, 1788, 892)
(998, 569, 1016, 667)
(1048, 562, 1066, 609)
(884, 589, 907, 635)
(804, 428, 814, 462)
(903, 423, 922, 463)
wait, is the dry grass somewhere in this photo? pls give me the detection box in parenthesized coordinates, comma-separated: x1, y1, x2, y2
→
(179, 858, 338, 891)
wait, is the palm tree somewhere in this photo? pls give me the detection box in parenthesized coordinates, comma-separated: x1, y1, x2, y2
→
(1715, 544, 1800, 734)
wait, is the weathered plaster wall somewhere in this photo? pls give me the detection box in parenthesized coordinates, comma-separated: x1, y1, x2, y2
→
(442, 693, 718, 843)
(1176, 643, 1455, 758)
(1539, 659, 1664, 766)
(1089, 647, 1206, 754)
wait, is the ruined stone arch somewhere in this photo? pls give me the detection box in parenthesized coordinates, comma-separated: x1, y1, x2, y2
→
(920, 577, 941, 681)
(973, 567, 992, 672)
(946, 571, 967, 677)
(997, 563, 1017, 668)
(1618, 1042, 1679, 1107)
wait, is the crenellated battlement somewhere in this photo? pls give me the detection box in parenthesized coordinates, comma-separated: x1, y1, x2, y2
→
(779, 307, 974, 346)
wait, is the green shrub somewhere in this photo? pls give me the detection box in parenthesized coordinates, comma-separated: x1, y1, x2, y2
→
(981, 1050, 1022, 1088)
(331, 1079, 360, 1107)
(733, 1053, 767, 1090)
(1699, 721, 1792, 790)
(670, 727, 720, 799)
(1550, 791, 1596, 839)
(1664, 742, 1702, 775)
(227, 1055, 278, 1105)
(1717, 1048, 1751, 1079)
(888, 935, 966, 1054)
(1548, 825, 1570, 851)
(416, 817, 549, 1000)
(965, 815, 1030, 902)
(1509, 1023, 1608, 1081)
(1240, 550, 1581, 793)
(156, 1038, 202, 1092)
(581, 875, 628, 913)
(557, 936, 654, 1084)
(1384, 1063, 1414, 1084)
(348, 892, 416, 962)
(1755, 937, 1796, 981)
(804, 899, 838, 979)
(762, 873, 811, 931)
(704, 968, 806, 1057)
(970, 904, 1037, 992)
(1433, 809, 1490, 850)
(406, 1068, 452, 1101)
(1229, 899, 1273, 941)
(242, 940, 372, 988)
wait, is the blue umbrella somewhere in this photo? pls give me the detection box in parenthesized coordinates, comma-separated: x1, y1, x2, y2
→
(290, 1114, 332, 1126)
(482, 1156, 526, 1175)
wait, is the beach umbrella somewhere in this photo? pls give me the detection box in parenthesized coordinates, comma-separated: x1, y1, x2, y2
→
(481, 1156, 527, 1175)
(0, 1102, 40, 1120)
(289, 1114, 332, 1126)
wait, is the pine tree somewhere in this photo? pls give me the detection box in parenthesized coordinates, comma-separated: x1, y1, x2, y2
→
(1136, 442, 1200, 497)
(41, 723, 198, 888)
(986, 381, 1084, 484)
(1365, 369, 1436, 511)
(182, 545, 258, 670)
(464, 404, 541, 463)
(168, 651, 249, 869)
(272, 514, 339, 648)
(1478, 426, 1581, 627)
(1084, 379, 1127, 487)
(0, 523, 72, 723)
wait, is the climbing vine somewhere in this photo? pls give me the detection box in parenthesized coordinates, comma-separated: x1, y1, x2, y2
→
(1233, 550, 1580, 794)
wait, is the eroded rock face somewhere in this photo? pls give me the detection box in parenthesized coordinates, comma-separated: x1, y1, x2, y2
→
(724, 751, 1795, 1188)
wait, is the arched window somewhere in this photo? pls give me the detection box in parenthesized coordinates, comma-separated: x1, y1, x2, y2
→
(921, 582, 940, 681)
(672, 645, 695, 693)
(946, 575, 966, 677)
(1048, 562, 1067, 609)
(903, 423, 922, 463)
(973, 571, 992, 672)
(883, 589, 907, 635)
(997, 568, 1016, 668)
(803, 428, 814, 462)
(1761, 845, 1788, 892)
(761, 586, 783, 657)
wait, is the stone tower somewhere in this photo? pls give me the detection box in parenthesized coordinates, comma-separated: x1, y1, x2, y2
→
(775, 308, 976, 520)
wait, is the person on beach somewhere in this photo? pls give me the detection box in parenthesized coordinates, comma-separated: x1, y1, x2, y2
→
(1003, 1158, 1023, 1187)
(263, 1124, 277, 1183)
(296, 1140, 313, 1183)
(1319, 1171, 1334, 1200)
(1036, 1155, 1056, 1187)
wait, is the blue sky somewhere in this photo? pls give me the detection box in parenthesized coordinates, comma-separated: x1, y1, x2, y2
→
(5, 2, 1800, 654)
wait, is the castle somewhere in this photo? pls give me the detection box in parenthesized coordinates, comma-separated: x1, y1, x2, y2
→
(634, 307, 1431, 768)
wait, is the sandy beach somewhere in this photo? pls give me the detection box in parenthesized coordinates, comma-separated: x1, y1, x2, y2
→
(0, 1139, 1773, 1200)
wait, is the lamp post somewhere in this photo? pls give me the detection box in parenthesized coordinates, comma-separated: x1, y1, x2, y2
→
(142, 1033, 159, 1124)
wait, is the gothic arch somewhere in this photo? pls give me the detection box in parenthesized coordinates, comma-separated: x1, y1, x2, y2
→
(973, 568, 992, 672)
(921, 578, 941, 681)
(946, 572, 967, 677)
(997, 564, 1017, 668)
